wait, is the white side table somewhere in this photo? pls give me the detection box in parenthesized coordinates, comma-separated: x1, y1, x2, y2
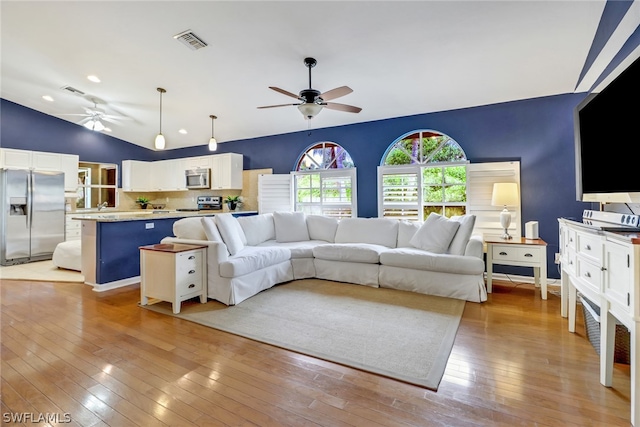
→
(140, 243, 207, 314)
(485, 237, 548, 299)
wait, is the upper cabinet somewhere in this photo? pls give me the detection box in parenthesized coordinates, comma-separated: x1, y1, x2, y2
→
(0, 148, 79, 192)
(121, 160, 151, 192)
(211, 153, 243, 190)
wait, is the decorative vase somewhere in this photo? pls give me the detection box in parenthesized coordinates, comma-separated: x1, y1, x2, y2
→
(227, 201, 237, 211)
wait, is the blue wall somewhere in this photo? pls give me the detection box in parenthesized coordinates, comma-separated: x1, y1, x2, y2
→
(1, 93, 591, 278)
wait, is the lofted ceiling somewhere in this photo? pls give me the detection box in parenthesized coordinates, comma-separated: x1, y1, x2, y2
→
(0, 1, 620, 151)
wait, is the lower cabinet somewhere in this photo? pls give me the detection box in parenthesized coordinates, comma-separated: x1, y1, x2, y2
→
(139, 243, 208, 314)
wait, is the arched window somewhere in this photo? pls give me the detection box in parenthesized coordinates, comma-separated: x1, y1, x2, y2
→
(295, 141, 354, 171)
(378, 130, 468, 220)
(293, 142, 356, 218)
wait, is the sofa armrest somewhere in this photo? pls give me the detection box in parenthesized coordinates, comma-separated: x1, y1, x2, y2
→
(464, 236, 484, 259)
(160, 237, 229, 265)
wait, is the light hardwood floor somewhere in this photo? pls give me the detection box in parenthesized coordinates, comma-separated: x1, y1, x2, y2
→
(0, 278, 631, 426)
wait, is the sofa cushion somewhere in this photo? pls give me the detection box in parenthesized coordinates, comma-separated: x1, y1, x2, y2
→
(448, 214, 476, 255)
(313, 243, 388, 264)
(334, 218, 399, 248)
(306, 215, 339, 242)
(215, 213, 247, 256)
(380, 247, 485, 275)
(173, 217, 207, 240)
(201, 216, 224, 243)
(219, 246, 291, 278)
(257, 239, 326, 258)
(237, 213, 275, 246)
(274, 211, 310, 243)
(397, 220, 421, 248)
(409, 213, 460, 254)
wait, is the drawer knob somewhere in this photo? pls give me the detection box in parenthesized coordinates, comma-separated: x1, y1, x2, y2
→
(188, 284, 195, 288)
(585, 244, 591, 250)
(188, 255, 196, 260)
(499, 251, 507, 256)
(188, 269, 196, 274)
(524, 253, 533, 257)
(601, 266, 607, 271)
(585, 272, 591, 278)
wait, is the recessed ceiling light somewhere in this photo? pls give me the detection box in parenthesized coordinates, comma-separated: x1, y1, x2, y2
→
(87, 75, 101, 83)
(42, 95, 54, 102)
(178, 129, 188, 134)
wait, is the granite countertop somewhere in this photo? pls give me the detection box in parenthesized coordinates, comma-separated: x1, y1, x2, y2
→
(71, 210, 256, 222)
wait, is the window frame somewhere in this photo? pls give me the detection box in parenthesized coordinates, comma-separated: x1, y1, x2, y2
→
(292, 168, 358, 218)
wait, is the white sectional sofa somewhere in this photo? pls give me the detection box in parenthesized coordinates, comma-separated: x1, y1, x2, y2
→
(161, 211, 487, 306)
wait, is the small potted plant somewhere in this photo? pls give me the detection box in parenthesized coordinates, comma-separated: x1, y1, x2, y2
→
(225, 195, 241, 211)
(135, 196, 150, 209)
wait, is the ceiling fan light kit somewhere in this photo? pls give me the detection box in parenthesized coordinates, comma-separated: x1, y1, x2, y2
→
(208, 115, 217, 151)
(84, 119, 105, 132)
(258, 57, 361, 120)
(155, 87, 166, 150)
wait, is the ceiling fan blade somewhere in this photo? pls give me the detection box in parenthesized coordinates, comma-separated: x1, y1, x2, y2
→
(57, 113, 90, 117)
(320, 86, 353, 101)
(269, 86, 301, 100)
(323, 102, 362, 113)
(257, 103, 298, 109)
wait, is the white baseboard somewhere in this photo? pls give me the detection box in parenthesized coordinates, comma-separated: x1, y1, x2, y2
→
(88, 276, 140, 292)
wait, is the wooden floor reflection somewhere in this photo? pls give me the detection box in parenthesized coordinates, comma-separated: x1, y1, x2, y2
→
(1, 278, 631, 426)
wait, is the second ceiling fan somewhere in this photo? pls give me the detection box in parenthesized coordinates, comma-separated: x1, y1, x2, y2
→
(258, 57, 362, 120)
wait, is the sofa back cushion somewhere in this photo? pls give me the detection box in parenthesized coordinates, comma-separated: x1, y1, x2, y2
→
(237, 213, 275, 246)
(448, 214, 476, 255)
(201, 217, 224, 243)
(409, 213, 460, 254)
(397, 220, 421, 248)
(274, 211, 310, 243)
(173, 217, 207, 240)
(335, 217, 399, 248)
(215, 213, 247, 255)
(306, 215, 339, 242)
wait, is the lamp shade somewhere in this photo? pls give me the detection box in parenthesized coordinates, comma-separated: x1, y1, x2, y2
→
(84, 119, 105, 132)
(208, 137, 217, 151)
(298, 103, 323, 119)
(154, 133, 166, 150)
(491, 183, 519, 206)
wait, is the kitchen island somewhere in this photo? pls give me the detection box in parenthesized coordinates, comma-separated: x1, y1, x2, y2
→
(74, 210, 256, 290)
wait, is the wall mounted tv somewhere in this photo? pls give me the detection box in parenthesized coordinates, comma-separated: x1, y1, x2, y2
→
(575, 54, 640, 203)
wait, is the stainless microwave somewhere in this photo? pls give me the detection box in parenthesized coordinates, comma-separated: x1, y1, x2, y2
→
(185, 168, 210, 189)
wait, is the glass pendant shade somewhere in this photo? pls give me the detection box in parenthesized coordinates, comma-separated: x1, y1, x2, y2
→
(155, 133, 166, 150)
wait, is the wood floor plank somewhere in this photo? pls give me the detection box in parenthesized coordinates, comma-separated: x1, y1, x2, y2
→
(0, 278, 633, 426)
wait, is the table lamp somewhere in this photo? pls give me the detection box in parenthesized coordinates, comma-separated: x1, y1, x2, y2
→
(491, 182, 519, 239)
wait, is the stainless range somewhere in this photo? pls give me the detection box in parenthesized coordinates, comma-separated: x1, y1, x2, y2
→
(197, 196, 222, 210)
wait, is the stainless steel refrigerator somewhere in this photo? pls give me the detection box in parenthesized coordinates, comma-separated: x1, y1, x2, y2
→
(1, 168, 65, 266)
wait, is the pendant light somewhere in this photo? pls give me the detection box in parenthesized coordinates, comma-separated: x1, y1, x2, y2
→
(154, 87, 166, 150)
(208, 115, 217, 151)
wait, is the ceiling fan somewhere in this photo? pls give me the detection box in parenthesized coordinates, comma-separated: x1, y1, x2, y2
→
(58, 99, 126, 131)
(258, 57, 362, 120)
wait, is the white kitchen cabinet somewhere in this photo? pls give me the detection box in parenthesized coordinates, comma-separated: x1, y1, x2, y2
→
(0, 148, 79, 192)
(122, 160, 151, 191)
(210, 153, 243, 190)
(184, 156, 212, 170)
(65, 215, 81, 241)
(149, 159, 186, 191)
(0, 148, 32, 168)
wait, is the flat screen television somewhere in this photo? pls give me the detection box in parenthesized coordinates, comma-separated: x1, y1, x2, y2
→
(574, 54, 640, 202)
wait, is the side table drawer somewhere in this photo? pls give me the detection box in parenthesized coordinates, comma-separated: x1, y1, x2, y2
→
(492, 245, 542, 263)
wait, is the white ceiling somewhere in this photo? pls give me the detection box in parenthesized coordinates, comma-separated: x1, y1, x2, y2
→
(1, 1, 608, 151)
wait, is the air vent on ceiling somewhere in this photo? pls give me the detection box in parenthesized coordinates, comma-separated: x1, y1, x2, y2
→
(173, 30, 208, 50)
(60, 85, 85, 96)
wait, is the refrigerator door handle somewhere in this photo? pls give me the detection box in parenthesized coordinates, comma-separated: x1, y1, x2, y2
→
(27, 171, 33, 230)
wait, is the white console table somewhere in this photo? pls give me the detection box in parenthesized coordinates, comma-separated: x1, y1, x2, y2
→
(559, 217, 640, 425)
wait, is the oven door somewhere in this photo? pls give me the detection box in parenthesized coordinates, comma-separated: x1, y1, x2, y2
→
(185, 169, 210, 189)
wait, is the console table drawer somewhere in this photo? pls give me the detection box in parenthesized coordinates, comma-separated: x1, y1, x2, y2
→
(576, 257, 602, 294)
(563, 250, 576, 275)
(576, 232, 603, 263)
(492, 245, 542, 263)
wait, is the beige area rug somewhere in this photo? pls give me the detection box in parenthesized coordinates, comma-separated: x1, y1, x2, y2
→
(0, 260, 84, 283)
(142, 279, 465, 390)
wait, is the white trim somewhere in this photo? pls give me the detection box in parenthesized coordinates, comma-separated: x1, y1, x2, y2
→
(89, 276, 140, 292)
